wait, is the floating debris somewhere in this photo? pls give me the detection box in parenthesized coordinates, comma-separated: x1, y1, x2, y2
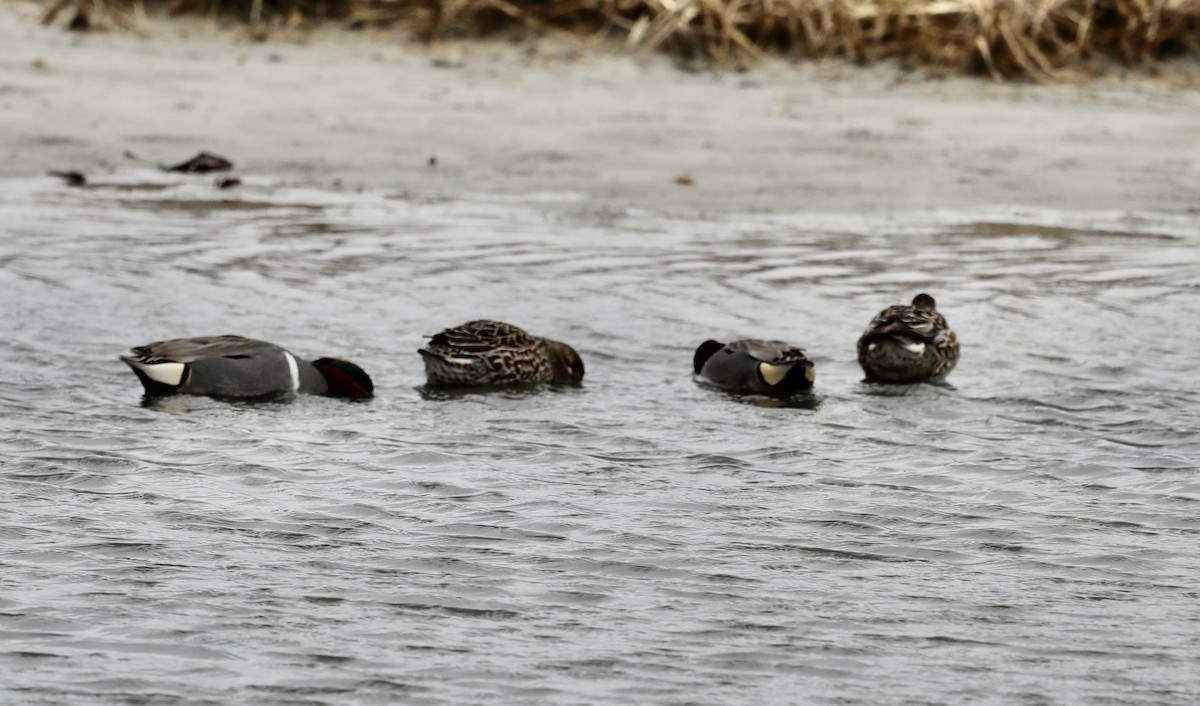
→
(675, 174, 695, 186)
(48, 170, 86, 186)
(215, 176, 242, 189)
(161, 152, 234, 173)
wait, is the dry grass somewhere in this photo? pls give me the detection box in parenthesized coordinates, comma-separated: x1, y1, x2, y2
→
(39, 0, 1200, 80)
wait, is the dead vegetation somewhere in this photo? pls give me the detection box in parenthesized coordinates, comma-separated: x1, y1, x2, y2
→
(38, 0, 1200, 80)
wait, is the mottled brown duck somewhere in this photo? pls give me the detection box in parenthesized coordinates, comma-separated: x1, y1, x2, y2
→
(857, 293, 959, 383)
(419, 320, 584, 387)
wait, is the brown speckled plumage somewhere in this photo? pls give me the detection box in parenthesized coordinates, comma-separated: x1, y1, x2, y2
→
(857, 293, 959, 383)
(419, 320, 585, 387)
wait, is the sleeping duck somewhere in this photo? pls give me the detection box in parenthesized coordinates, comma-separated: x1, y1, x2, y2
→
(693, 339, 815, 397)
(856, 293, 959, 383)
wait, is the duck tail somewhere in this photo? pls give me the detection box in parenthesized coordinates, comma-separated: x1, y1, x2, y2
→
(418, 348, 485, 386)
(120, 356, 187, 396)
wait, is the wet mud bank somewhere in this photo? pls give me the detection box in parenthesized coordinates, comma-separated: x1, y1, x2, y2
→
(2, 3, 1200, 217)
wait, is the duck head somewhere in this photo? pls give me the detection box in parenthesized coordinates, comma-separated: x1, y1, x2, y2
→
(312, 358, 375, 398)
(693, 339, 726, 374)
(546, 341, 586, 384)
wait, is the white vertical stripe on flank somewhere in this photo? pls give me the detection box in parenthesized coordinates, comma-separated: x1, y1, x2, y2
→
(284, 351, 300, 392)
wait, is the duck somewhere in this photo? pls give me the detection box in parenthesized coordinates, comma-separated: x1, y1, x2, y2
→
(856, 293, 959, 383)
(119, 335, 374, 399)
(693, 339, 815, 397)
(418, 320, 584, 387)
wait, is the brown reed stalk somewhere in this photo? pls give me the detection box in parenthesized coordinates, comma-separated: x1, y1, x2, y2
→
(37, 0, 1200, 79)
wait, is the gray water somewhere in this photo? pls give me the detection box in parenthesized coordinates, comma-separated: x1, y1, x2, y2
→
(2, 174, 1198, 705)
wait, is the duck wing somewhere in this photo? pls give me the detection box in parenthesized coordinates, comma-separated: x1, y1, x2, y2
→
(723, 339, 810, 365)
(424, 320, 540, 356)
(128, 335, 275, 363)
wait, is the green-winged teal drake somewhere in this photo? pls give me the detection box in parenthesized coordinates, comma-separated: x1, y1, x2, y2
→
(419, 320, 584, 387)
(693, 339, 815, 397)
(857, 293, 959, 383)
(120, 335, 374, 399)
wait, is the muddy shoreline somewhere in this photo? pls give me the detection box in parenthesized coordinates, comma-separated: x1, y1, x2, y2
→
(3, 2, 1199, 216)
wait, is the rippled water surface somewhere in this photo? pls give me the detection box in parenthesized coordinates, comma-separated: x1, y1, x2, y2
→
(2, 175, 1199, 704)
